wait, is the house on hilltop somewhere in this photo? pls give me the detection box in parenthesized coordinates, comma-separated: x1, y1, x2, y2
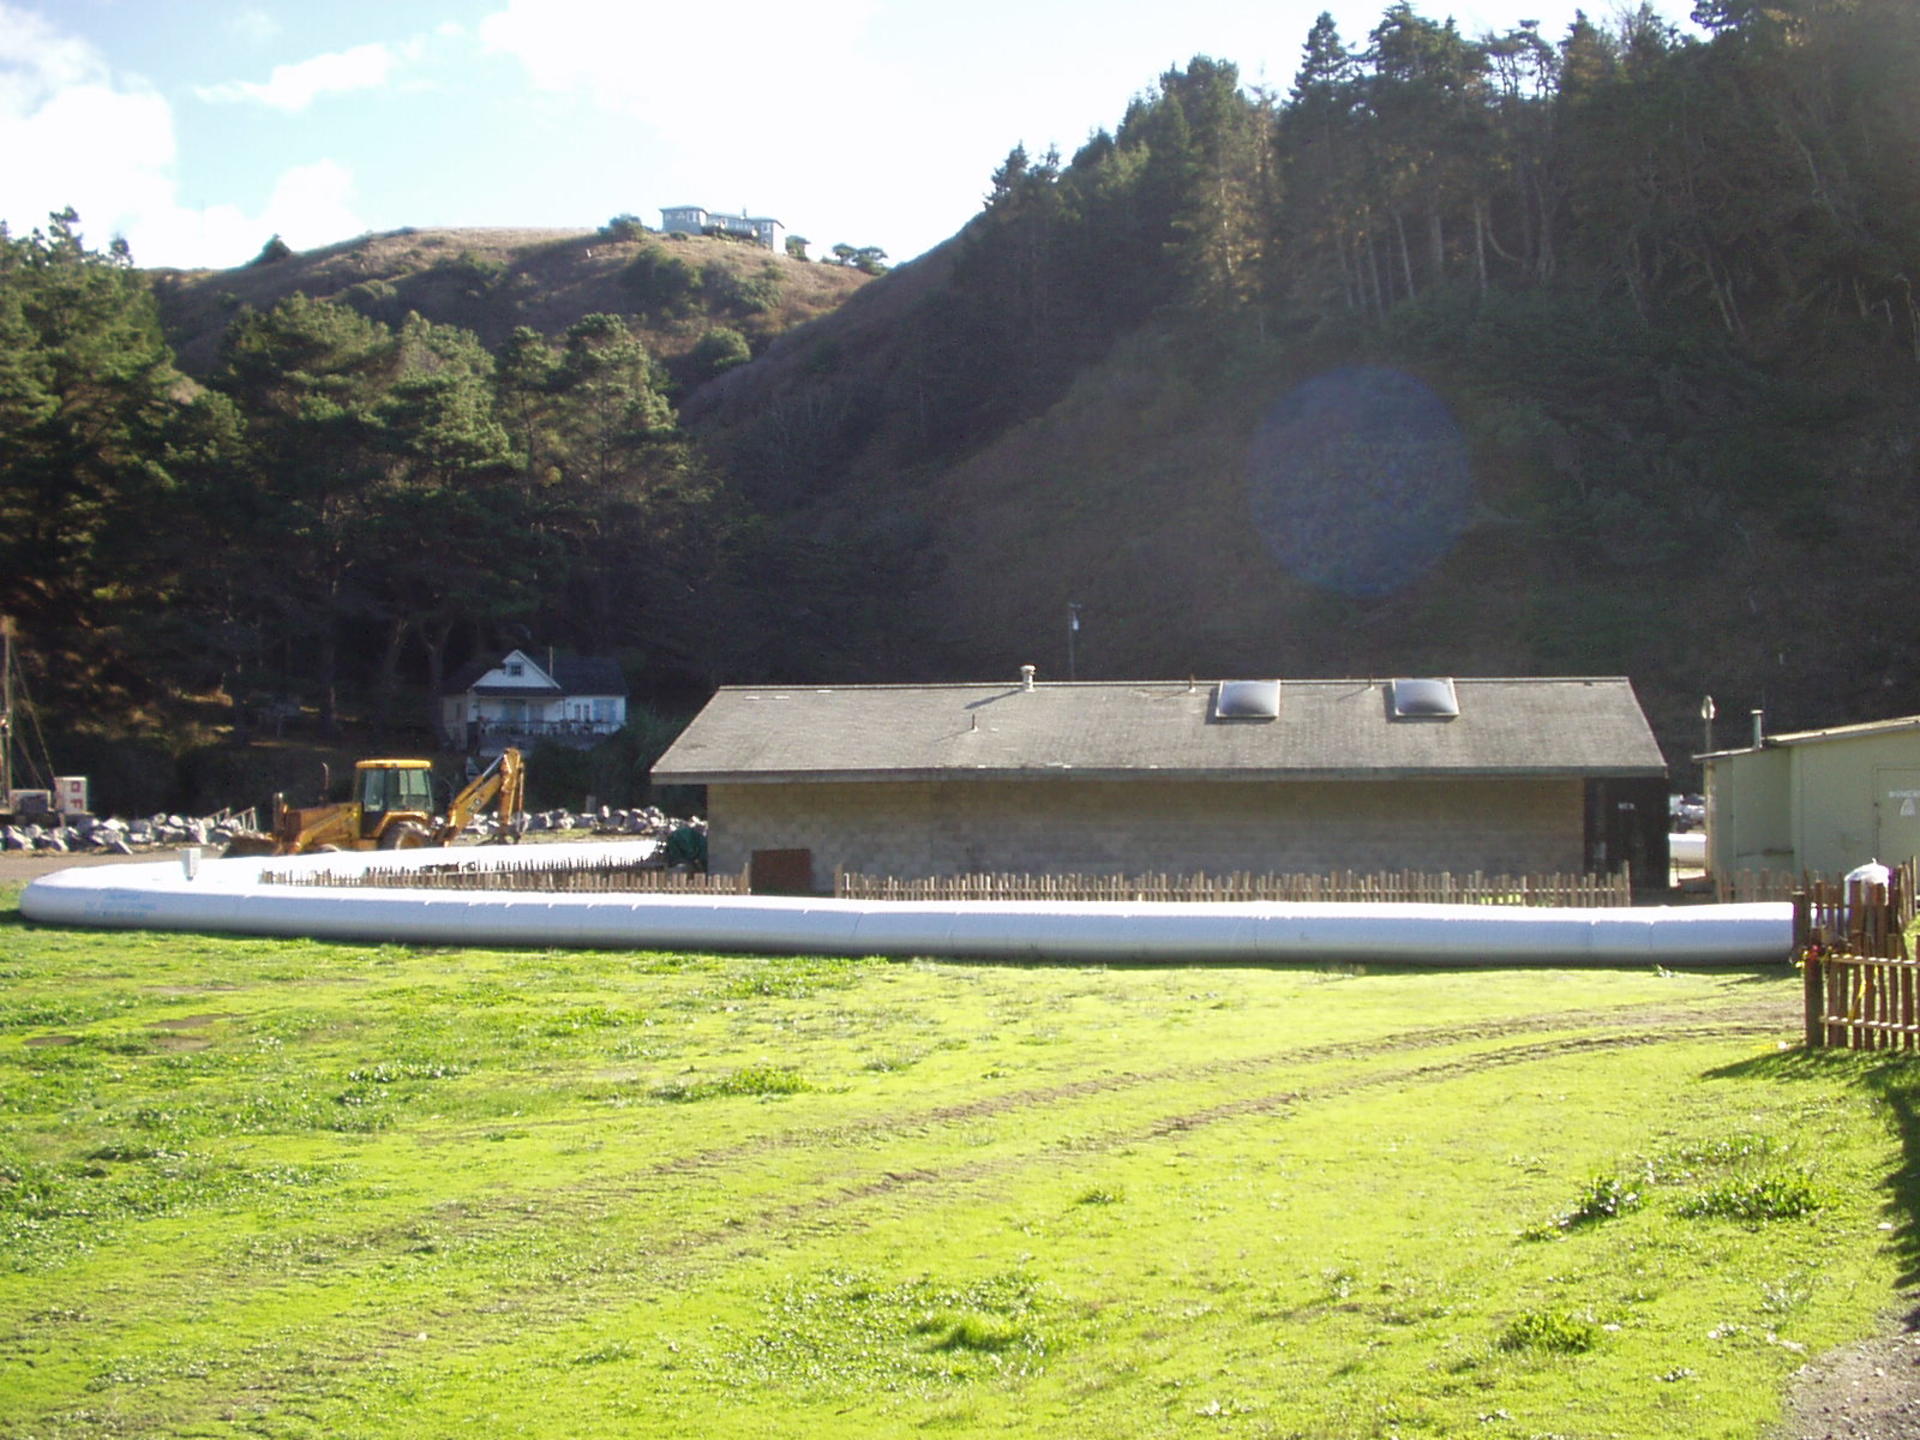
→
(651, 671, 1670, 892)
(660, 206, 786, 253)
(440, 649, 627, 755)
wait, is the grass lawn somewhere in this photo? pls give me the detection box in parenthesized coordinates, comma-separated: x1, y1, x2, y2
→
(2, 878, 1916, 1439)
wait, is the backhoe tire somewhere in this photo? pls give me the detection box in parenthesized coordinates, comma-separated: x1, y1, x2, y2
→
(379, 822, 431, 851)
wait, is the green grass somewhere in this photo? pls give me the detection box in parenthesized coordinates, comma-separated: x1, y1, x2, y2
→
(1, 879, 1916, 1438)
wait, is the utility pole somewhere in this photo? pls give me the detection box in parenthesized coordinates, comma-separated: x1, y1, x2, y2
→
(1067, 603, 1082, 681)
(1, 616, 13, 802)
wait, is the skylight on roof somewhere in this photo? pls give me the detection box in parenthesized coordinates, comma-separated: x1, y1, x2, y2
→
(1215, 679, 1281, 720)
(1390, 677, 1459, 719)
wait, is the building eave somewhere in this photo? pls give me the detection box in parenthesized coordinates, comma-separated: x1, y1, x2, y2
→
(654, 765, 1664, 787)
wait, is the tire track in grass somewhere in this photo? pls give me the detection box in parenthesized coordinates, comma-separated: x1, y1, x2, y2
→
(632, 1016, 1785, 1259)
(442, 992, 1795, 1187)
(80, 1007, 1786, 1431)
(352, 1011, 1786, 1283)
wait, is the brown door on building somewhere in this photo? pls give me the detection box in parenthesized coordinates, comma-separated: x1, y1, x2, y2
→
(750, 848, 815, 896)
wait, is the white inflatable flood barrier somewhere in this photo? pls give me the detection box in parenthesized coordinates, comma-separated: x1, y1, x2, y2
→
(19, 843, 1793, 966)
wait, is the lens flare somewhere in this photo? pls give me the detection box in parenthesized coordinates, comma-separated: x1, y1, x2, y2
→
(1246, 367, 1472, 596)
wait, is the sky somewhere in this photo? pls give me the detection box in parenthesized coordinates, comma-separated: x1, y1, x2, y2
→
(1, 0, 1681, 272)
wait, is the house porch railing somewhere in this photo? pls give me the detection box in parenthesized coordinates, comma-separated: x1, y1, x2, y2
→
(473, 719, 619, 741)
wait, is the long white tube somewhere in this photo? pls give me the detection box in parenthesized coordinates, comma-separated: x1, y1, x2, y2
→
(19, 844, 1791, 966)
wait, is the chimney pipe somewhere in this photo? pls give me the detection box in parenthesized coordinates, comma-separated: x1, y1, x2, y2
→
(1020, 664, 1036, 692)
(1751, 709, 1765, 748)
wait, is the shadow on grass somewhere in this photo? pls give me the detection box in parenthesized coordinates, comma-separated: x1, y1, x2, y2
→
(1705, 1046, 1920, 1301)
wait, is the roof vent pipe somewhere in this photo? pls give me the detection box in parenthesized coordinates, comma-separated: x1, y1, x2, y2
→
(1020, 664, 1036, 692)
(1751, 709, 1765, 748)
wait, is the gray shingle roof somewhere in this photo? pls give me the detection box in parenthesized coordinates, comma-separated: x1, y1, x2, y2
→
(652, 677, 1667, 784)
(443, 654, 627, 698)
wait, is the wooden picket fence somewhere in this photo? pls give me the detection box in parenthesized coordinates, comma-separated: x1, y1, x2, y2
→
(835, 867, 1633, 907)
(263, 856, 750, 894)
(1714, 870, 1805, 904)
(1796, 860, 1919, 1050)
(262, 856, 1635, 909)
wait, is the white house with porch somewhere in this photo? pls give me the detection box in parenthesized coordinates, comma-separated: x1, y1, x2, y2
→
(659, 205, 786, 253)
(441, 650, 627, 755)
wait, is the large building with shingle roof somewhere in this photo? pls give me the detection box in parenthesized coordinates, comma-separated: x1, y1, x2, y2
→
(652, 672, 1670, 891)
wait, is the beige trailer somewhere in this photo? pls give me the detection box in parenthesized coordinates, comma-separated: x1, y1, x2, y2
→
(1703, 712, 1920, 878)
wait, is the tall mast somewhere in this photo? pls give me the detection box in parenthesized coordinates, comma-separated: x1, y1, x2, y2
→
(1, 615, 13, 801)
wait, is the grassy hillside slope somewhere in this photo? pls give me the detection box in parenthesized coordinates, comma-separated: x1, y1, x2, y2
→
(152, 225, 869, 381)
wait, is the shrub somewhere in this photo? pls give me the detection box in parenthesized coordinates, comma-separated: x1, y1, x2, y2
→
(914, 1311, 1027, 1352)
(248, 234, 293, 267)
(701, 260, 783, 315)
(341, 278, 400, 322)
(1559, 1174, 1643, 1228)
(653, 1066, 811, 1102)
(427, 250, 507, 293)
(1499, 1310, 1599, 1354)
(690, 326, 753, 380)
(600, 214, 646, 241)
(1679, 1175, 1825, 1221)
(622, 245, 697, 314)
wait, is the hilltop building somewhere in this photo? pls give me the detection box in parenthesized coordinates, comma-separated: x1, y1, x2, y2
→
(659, 206, 786, 253)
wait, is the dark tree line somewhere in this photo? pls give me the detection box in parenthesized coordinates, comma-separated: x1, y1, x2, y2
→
(882, 0, 1920, 451)
(7, 0, 1920, 751)
(0, 210, 728, 738)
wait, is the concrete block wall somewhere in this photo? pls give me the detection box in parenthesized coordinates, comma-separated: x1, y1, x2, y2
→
(707, 778, 1587, 883)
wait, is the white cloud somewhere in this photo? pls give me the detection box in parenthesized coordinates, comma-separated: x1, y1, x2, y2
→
(0, 5, 363, 268)
(474, 0, 925, 249)
(197, 40, 406, 113)
(0, 4, 178, 246)
(477, 0, 887, 133)
(0, 3, 97, 91)
(230, 7, 281, 47)
(131, 160, 362, 270)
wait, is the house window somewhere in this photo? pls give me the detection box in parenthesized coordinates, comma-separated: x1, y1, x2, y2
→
(505, 661, 524, 677)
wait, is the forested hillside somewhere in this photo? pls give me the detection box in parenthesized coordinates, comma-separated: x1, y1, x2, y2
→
(690, 0, 1920, 760)
(3, 0, 1917, 808)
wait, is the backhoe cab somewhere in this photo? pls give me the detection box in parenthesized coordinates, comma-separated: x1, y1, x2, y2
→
(234, 748, 525, 856)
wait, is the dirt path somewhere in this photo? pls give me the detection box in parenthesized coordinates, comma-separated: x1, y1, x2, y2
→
(0, 850, 171, 884)
(1773, 1313, 1920, 1439)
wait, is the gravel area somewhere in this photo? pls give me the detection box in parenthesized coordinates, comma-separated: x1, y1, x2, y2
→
(0, 851, 172, 884)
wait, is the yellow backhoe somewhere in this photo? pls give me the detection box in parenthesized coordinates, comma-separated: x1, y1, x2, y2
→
(228, 748, 525, 856)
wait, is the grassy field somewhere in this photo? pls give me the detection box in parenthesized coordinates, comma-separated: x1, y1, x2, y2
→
(2, 878, 1916, 1439)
